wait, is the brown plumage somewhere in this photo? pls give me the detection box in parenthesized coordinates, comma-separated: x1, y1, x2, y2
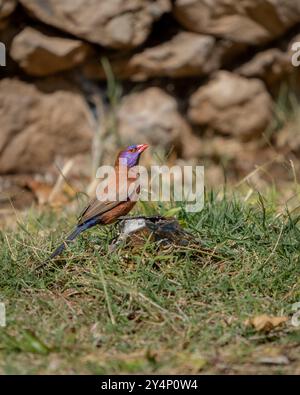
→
(48, 144, 148, 259)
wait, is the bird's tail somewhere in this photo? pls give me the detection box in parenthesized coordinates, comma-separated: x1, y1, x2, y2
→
(49, 225, 85, 259)
(49, 217, 100, 260)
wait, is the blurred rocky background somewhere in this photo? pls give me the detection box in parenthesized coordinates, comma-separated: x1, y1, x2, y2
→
(1, 0, 300, 213)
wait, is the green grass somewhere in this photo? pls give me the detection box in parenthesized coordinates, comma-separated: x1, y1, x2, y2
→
(0, 192, 300, 374)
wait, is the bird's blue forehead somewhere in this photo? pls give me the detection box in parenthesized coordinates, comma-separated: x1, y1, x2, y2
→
(127, 145, 137, 150)
(121, 145, 138, 156)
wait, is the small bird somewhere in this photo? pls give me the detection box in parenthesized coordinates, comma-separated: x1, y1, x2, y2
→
(48, 144, 149, 260)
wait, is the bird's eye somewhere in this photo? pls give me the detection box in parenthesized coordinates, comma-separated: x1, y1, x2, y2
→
(129, 148, 137, 153)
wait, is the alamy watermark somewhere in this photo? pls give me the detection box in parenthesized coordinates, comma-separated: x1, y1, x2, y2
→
(96, 162, 204, 213)
(0, 303, 6, 327)
(0, 42, 6, 67)
(291, 42, 300, 67)
(291, 302, 300, 327)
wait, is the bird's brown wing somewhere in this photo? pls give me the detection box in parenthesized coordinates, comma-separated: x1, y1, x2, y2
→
(77, 181, 138, 226)
(77, 199, 121, 225)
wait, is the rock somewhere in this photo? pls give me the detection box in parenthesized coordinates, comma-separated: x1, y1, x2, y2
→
(0, 0, 16, 20)
(110, 216, 195, 250)
(236, 49, 291, 88)
(0, 0, 16, 29)
(198, 136, 246, 160)
(10, 27, 91, 76)
(0, 175, 36, 210)
(197, 136, 277, 176)
(276, 118, 300, 154)
(117, 87, 201, 158)
(82, 35, 245, 81)
(0, 79, 93, 173)
(19, 0, 171, 49)
(245, 314, 288, 332)
(257, 355, 290, 365)
(173, 0, 300, 45)
(130, 32, 220, 79)
(188, 71, 273, 141)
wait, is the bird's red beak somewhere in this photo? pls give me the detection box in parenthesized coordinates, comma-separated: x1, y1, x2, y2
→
(136, 144, 149, 153)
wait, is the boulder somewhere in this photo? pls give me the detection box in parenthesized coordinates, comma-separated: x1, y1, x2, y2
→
(276, 116, 300, 155)
(173, 0, 300, 45)
(83, 35, 245, 81)
(0, 79, 94, 173)
(0, 0, 16, 20)
(110, 216, 195, 250)
(198, 136, 246, 160)
(118, 87, 201, 158)
(10, 27, 90, 76)
(188, 71, 273, 141)
(130, 32, 220, 79)
(196, 135, 284, 183)
(19, 0, 171, 49)
(0, 0, 16, 29)
(236, 49, 291, 88)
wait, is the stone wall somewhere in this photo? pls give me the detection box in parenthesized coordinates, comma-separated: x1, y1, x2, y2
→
(1, 0, 300, 200)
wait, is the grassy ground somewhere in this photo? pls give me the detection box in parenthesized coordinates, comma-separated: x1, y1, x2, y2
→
(0, 191, 300, 374)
